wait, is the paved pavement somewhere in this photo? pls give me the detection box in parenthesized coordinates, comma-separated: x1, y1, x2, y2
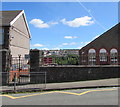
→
(1, 78, 119, 92)
(1, 87, 118, 105)
(46, 78, 119, 90)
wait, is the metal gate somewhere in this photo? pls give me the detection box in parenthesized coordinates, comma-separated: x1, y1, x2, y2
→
(1, 72, 47, 92)
(1, 56, 47, 92)
(9, 57, 30, 84)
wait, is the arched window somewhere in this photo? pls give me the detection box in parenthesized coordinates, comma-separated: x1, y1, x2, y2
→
(99, 48, 108, 64)
(110, 48, 118, 64)
(88, 49, 96, 65)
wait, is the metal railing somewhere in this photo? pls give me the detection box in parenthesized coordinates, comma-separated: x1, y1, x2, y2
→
(1, 72, 47, 92)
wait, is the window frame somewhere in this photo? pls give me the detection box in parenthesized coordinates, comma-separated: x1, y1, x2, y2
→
(0, 28, 4, 45)
(99, 48, 107, 62)
(110, 48, 118, 64)
(88, 49, 96, 65)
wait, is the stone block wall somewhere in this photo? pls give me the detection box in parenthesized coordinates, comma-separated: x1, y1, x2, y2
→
(30, 66, 120, 83)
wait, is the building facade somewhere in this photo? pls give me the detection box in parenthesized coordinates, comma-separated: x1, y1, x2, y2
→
(79, 23, 120, 65)
(0, 10, 31, 72)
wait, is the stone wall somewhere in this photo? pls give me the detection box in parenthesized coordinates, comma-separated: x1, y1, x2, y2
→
(30, 49, 43, 69)
(30, 66, 120, 83)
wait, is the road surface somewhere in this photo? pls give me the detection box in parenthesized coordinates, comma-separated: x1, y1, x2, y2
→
(1, 87, 119, 105)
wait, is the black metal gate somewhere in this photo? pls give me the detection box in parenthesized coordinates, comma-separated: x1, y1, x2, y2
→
(1, 56, 47, 92)
(1, 72, 47, 92)
(9, 56, 30, 84)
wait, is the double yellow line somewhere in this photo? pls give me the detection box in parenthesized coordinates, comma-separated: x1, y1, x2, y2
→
(0, 88, 117, 99)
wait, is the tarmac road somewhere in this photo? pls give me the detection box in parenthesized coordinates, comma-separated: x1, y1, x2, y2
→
(1, 87, 118, 105)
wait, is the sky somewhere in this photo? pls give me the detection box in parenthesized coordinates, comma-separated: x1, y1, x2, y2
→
(2, 2, 118, 50)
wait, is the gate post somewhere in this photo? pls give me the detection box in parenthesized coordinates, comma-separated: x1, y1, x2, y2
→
(18, 54, 21, 83)
(14, 73, 17, 92)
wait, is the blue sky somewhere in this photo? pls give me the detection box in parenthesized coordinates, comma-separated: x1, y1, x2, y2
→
(2, 2, 118, 50)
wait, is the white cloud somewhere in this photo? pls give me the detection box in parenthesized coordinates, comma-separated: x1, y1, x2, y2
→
(62, 42, 77, 46)
(30, 19, 58, 28)
(49, 22, 58, 25)
(30, 19, 49, 28)
(64, 36, 78, 39)
(69, 42, 77, 45)
(62, 43, 69, 46)
(41, 48, 49, 50)
(60, 16, 94, 27)
(33, 44, 44, 47)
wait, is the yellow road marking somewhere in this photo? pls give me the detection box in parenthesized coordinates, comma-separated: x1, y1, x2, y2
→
(0, 91, 56, 99)
(1, 95, 15, 99)
(55, 88, 117, 96)
(0, 88, 117, 99)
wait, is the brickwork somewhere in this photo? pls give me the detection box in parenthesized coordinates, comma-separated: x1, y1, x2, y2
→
(79, 23, 120, 65)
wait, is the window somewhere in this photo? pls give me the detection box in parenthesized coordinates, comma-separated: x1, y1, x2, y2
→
(81, 52, 86, 64)
(0, 28, 4, 45)
(88, 49, 96, 65)
(110, 48, 118, 65)
(25, 54, 30, 60)
(99, 48, 107, 62)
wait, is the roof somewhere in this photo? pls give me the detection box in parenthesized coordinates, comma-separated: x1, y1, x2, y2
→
(79, 23, 120, 51)
(0, 10, 31, 38)
(0, 10, 23, 26)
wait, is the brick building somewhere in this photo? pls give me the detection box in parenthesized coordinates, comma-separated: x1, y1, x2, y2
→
(79, 23, 120, 65)
(43, 57, 53, 65)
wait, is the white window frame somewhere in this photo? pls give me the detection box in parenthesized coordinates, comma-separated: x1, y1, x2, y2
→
(110, 49, 118, 64)
(88, 49, 96, 65)
(99, 48, 107, 62)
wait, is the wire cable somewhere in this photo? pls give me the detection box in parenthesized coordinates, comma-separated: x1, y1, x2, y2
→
(76, 0, 107, 30)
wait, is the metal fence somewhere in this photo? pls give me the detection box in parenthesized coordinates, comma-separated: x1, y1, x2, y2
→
(1, 72, 47, 92)
(10, 57, 30, 73)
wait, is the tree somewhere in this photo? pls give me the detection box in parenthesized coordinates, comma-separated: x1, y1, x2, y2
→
(45, 54, 79, 65)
